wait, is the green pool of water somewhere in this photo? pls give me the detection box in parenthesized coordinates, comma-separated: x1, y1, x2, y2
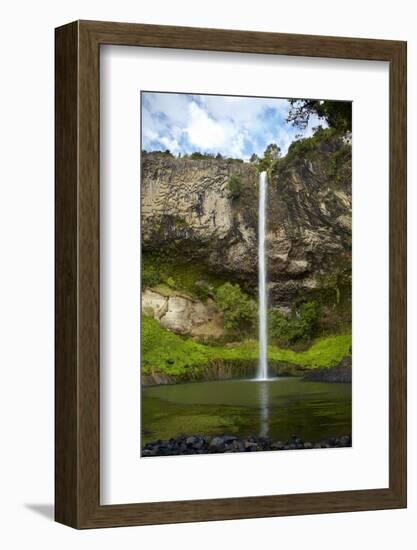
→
(141, 377, 351, 445)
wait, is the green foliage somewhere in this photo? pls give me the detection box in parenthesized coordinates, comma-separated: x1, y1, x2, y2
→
(141, 314, 352, 377)
(190, 151, 211, 159)
(165, 276, 176, 288)
(227, 174, 243, 199)
(251, 143, 281, 173)
(142, 149, 174, 157)
(269, 301, 319, 345)
(142, 316, 209, 376)
(299, 301, 319, 322)
(272, 126, 351, 193)
(215, 283, 257, 332)
(285, 127, 336, 162)
(193, 280, 212, 300)
(142, 262, 160, 289)
(287, 99, 352, 132)
(188, 151, 243, 161)
(263, 143, 281, 161)
(268, 310, 292, 341)
(159, 150, 245, 163)
(151, 283, 177, 297)
(141, 253, 226, 299)
(279, 127, 350, 179)
(173, 216, 189, 231)
(283, 333, 351, 369)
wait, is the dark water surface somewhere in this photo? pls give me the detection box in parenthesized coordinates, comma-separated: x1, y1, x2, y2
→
(141, 377, 351, 445)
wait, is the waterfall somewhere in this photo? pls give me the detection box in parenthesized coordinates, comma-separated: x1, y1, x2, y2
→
(257, 171, 268, 380)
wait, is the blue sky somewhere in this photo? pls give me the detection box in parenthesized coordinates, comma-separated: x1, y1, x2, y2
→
(141, 92, 321, 159)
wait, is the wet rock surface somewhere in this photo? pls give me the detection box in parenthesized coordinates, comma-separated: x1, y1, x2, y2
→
(142, 433, 352, 457)
(302, 355, 352, 383)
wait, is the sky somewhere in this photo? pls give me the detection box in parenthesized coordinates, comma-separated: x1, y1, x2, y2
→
(141, 92, 322, 160)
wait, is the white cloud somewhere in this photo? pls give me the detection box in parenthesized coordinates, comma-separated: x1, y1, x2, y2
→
(141, 92, 328, 158)
(159, 135, 181, 153)
(199, 95, 289, 126)
(186, 102, 228, 150)
(143, 92, 190, 127)
(185, 101, 250, 157)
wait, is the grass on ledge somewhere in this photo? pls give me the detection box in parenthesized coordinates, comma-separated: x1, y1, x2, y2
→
(142, 316, 352, 378)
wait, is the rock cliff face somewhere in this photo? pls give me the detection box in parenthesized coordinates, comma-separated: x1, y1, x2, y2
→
(142, 156, 258, 281)
(141, 133, 351, 315)
(142, 289, 224, 339)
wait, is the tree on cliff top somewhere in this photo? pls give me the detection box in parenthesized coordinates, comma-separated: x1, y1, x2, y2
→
(257, 142, 281, 172)
(287, 99, 352, 133)
(263, 143, 281, 161)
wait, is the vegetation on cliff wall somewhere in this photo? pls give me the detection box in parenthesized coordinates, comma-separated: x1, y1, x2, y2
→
(142, 315, 351, 380)
(227, 174, 243, 199)
(268, 301, 319, 346)
(272, 127, 352, 190)
(142, 251, 348, 346)
(142, 253, 227, 300)
(215, 283, 257, 332)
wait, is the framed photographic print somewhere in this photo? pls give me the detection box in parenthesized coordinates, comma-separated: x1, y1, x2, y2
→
(55, 20, 407, 528)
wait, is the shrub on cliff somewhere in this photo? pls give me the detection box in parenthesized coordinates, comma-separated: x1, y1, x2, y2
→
(227, 175, 243, 199)
(142, 262, 160, 288)
(272, 127, 351, 190)
(215, 283, 256, 332)
(281, 127, 349, 166)
(190, 151, 213, 159)
(269, 301, 319, 345)
(142, 149, 174, 158)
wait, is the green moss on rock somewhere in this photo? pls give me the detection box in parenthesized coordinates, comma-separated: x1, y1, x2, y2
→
(141, 316, 351, 383)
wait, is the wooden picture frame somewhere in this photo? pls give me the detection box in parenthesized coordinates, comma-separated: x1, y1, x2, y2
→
(55, 20, 407, 528)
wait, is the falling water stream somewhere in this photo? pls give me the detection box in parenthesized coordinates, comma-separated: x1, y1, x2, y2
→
(257, 171, 268, 380)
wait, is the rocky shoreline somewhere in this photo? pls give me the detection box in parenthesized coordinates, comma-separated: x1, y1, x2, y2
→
(142, 433, 352, 457)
